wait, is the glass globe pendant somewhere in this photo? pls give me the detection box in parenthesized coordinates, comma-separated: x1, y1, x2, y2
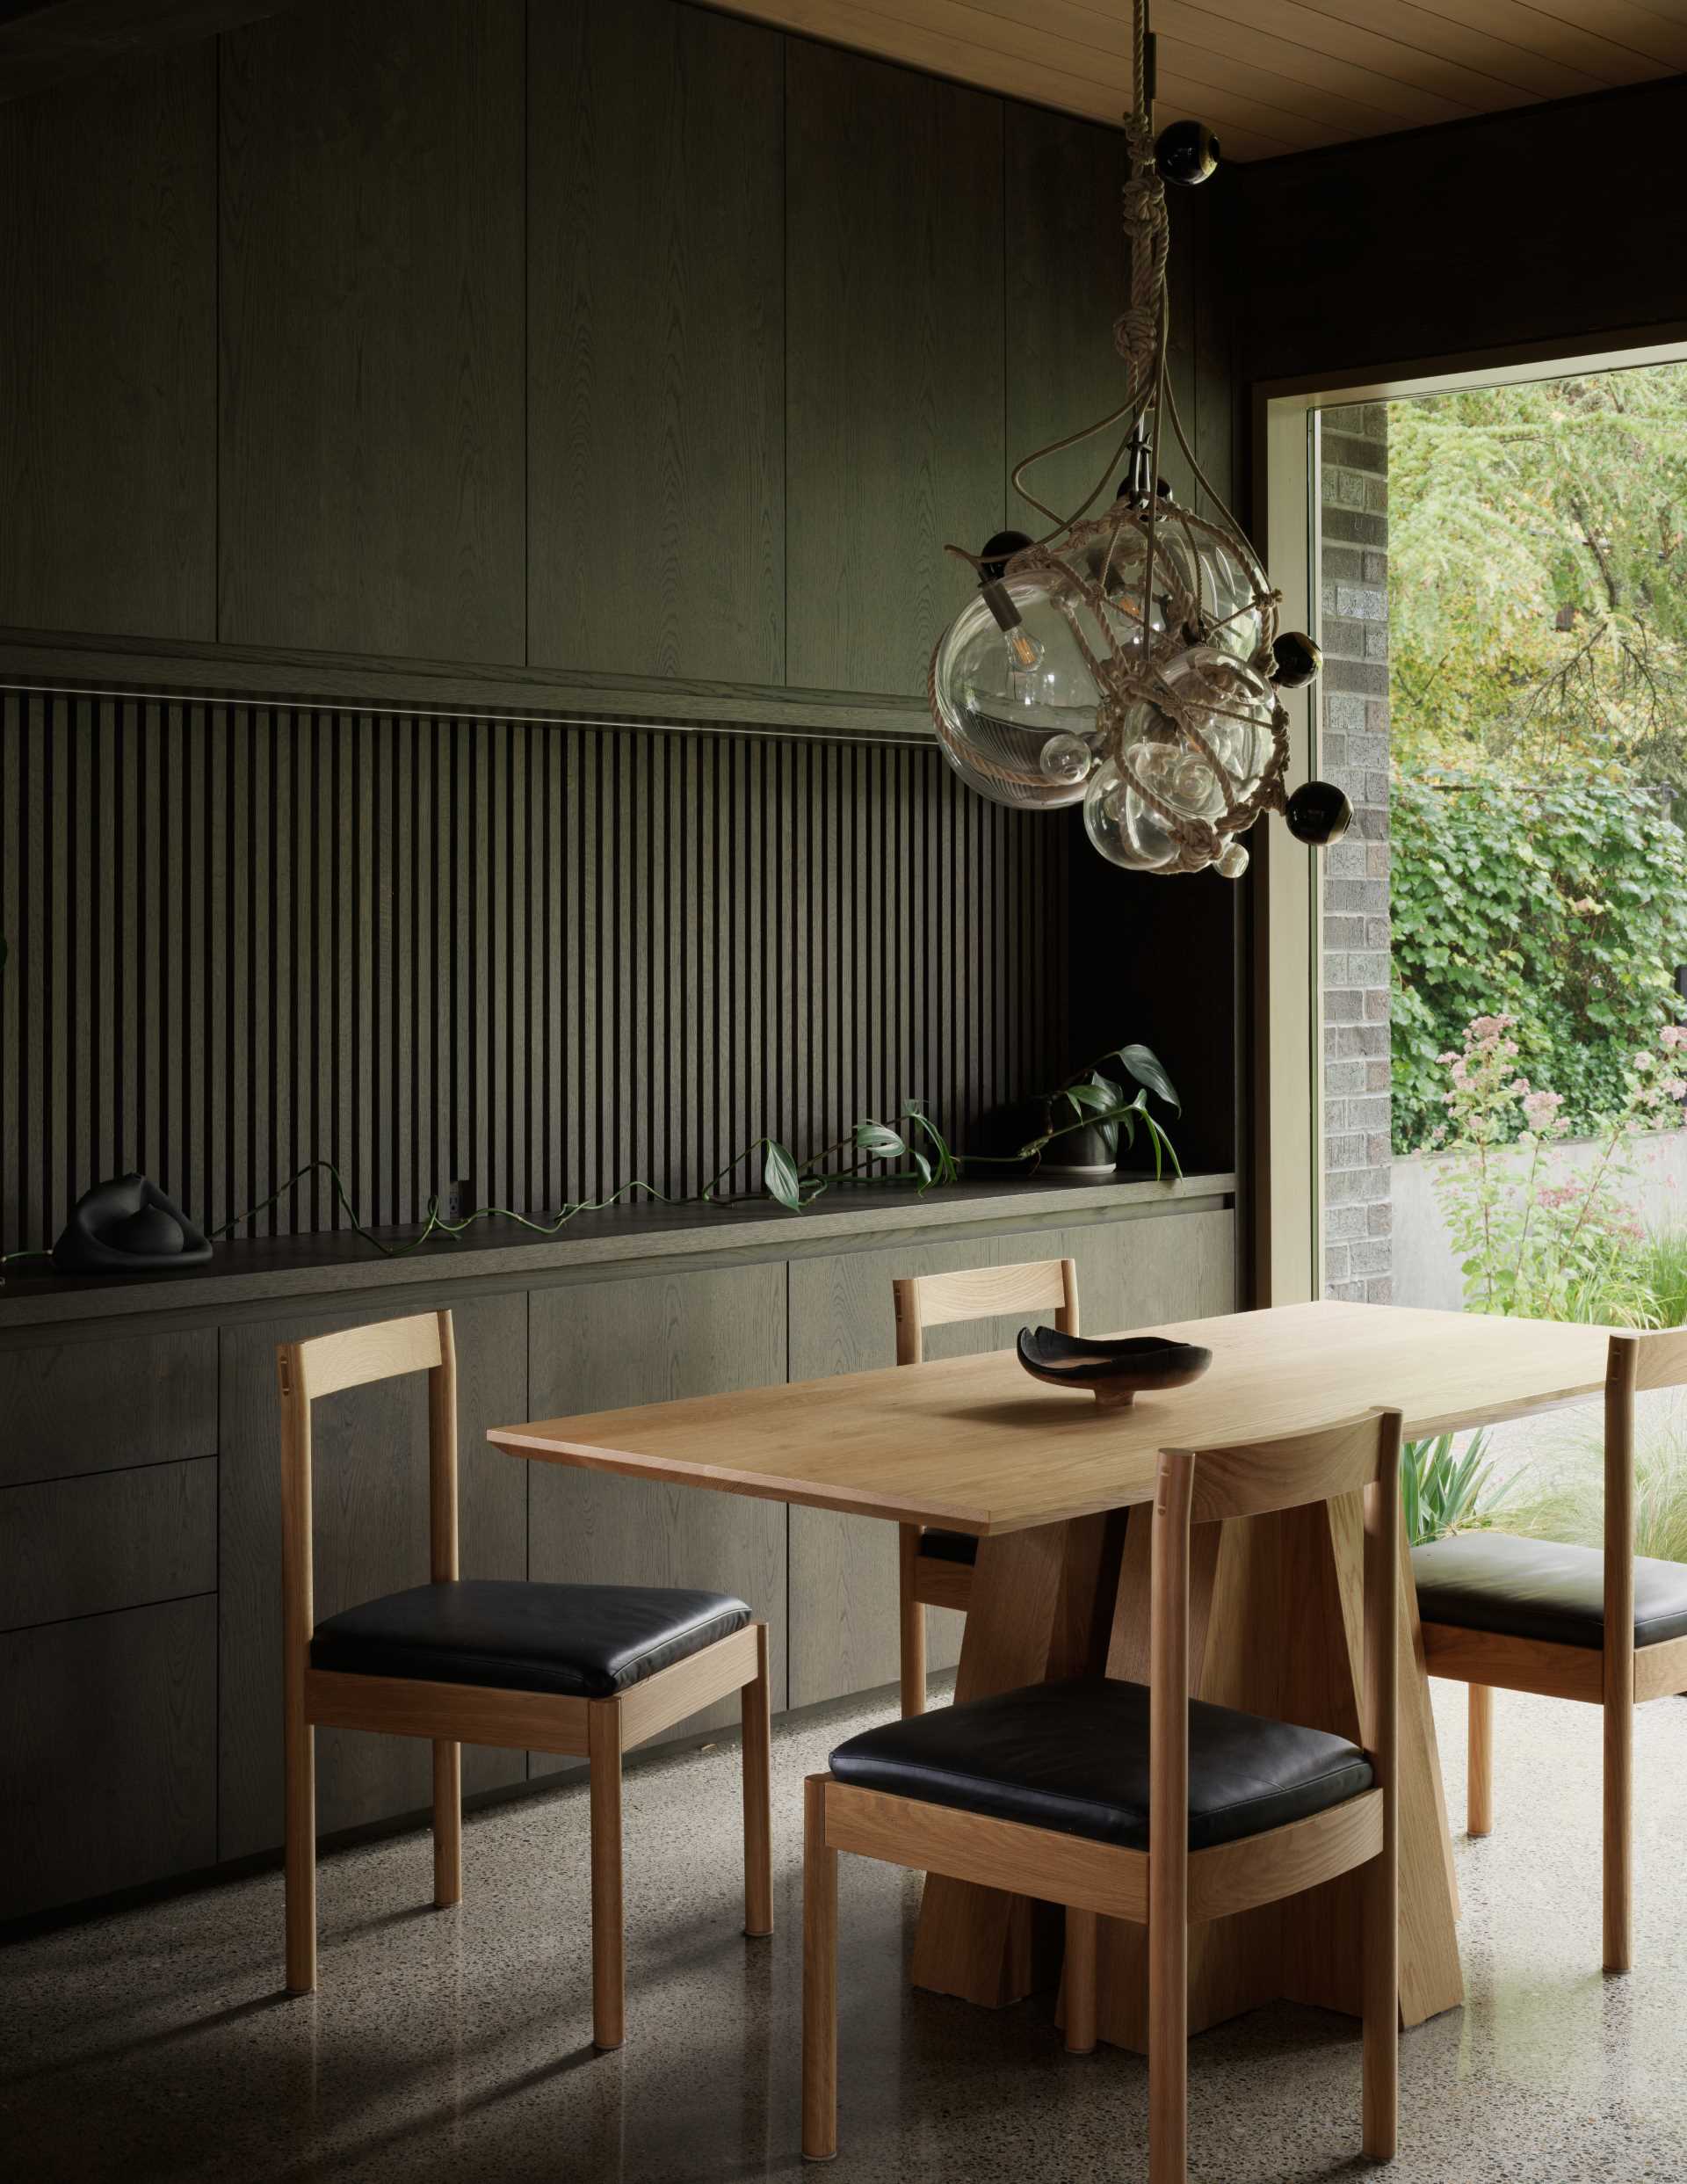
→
(923, 0, 1348, 882)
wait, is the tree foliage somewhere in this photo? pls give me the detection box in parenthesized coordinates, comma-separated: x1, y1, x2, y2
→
(1390, 369, 1687, 787)
(1391, 772, 1687, 1154)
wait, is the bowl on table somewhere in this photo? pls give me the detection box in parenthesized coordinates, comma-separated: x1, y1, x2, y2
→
(1015, 1325, 1212, 1408)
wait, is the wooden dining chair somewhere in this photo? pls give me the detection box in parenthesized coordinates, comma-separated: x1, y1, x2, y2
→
(805, 1408, 1404, 2180)
(279, 1309, 773, 2048)
(1413, 1327, 1687, 1972)
(892, 1256, 1080, 1716)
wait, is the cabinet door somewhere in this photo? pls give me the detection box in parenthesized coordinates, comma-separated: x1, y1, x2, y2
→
(1055, 1207, 1237, 1335)
(0, 1329, 216, 1487)
(0, 1597, 215, 1919)
(218, 0, 525, 660)
(527, 0, 784, 683)
(0, 46, 214, 639)
(1004, 105, 1130, 533)
(786, 41, 1003, 697)
(219, 1293, 528, 1861)
(527, 1263, 786, 1766)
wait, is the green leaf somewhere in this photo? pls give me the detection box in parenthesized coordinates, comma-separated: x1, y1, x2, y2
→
(762, 1140, 803, 1211)
(852, 1118, 905, 1158)
(1111, 1042, 1182, 1114)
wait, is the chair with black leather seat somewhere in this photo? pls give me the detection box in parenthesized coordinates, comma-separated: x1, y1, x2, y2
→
(279, 1309, 772, 2049)
(892, 1257, 1080, 1716)
(804, 1408, 1404, 2181)
(1413, 1327, 1687, 1973)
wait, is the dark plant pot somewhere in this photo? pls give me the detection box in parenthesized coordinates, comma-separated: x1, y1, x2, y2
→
(1039, 1117, 1120, 1178)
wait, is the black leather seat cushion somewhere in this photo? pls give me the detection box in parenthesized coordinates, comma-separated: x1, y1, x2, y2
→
(919, 1528, 979, 1565)
(1413, 1533, 1687, 1651)
(829, 1675, 1373, 1853)
(310, 1579, 751, 1700)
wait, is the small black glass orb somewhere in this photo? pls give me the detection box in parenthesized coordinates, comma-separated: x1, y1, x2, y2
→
(1271, 629, 1323, 689)
(979, 529, 1033, 584)
(1285, 780, 1353, 847)
(1155, 119, 1220, 187)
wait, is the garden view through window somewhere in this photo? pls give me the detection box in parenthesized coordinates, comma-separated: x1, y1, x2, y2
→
(1321, 361, 1687, 1551)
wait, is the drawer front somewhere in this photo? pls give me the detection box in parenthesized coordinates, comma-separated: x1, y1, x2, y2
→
(0, 1330, 217, 1487)
(0, 1458, 217, 1632)
(0, 1595, 217, 1919)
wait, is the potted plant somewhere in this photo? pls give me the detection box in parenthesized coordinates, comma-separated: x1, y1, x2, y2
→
(1027, 1044, 1184, 1179)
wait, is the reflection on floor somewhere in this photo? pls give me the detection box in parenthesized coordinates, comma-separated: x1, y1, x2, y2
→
(4, 1679, 1685, 2182)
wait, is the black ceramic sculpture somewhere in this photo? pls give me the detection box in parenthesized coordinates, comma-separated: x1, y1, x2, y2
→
(51, 1173, 213, 1275)
(1016, 1324, 1212, 1409)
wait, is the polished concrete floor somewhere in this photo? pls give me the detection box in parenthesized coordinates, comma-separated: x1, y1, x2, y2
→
(4, 1677, 1685, 2183)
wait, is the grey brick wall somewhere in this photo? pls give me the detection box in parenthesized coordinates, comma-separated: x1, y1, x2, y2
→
(1318, 403, 1392, 1302)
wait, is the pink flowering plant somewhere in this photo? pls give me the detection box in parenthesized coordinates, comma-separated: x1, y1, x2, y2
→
(1431, 1013, 1687, 1322)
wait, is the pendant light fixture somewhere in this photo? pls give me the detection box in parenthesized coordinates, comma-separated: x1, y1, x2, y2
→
(927, 0, 1349, 878)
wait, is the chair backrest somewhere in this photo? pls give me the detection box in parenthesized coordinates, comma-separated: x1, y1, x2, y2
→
(276, 1310, 459, 1659)
(1148, 1410, 1404, 1885)
(1603, 1330, 1687, 1682)
(892, 1258, 1079, 1367)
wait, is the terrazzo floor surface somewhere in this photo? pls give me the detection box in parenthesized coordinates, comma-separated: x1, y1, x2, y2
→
(3, 1677, 1685, 2184)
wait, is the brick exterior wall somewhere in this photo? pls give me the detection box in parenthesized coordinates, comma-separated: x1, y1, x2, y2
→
(1317, 403, 1392, 1303)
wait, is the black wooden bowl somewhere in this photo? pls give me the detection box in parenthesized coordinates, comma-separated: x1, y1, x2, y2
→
(1015, 1325, 1212, 1408)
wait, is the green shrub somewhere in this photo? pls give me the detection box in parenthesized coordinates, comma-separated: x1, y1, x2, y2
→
(1401, 1430, 1510, 1547)
(1391, 771, 1687, 1156)
(1500, 1397, 1687, 1566)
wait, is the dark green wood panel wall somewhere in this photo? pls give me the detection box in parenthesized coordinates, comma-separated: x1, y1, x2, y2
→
(785, 40, 1005, 698)
(0, 43, 214, 640)
(217, 0, 526, 660)
(0, 0, 1241, 714)
(528, 0, 785, 684)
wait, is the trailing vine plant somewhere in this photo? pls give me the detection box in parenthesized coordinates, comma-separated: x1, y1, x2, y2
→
(1, 1041, 1182, 1269)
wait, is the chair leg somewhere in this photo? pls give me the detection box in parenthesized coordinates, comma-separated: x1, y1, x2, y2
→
(284, 1713, 317, 1994)
(432, 1739, 462, 1908)
(898, 1525, 926, 1718)
(1467, 1683, 1493, 1838)
(1362, 1837, 1400, 2160)
(1063, 1906, 1097, 2057)
(588, 1701, 626, 2050)
(1604, 1694, 1633, 1973)
(1148, 1899, 1188, 2183)
(742, 1624, 774, 1939)
(802, 1776, 838, 2163)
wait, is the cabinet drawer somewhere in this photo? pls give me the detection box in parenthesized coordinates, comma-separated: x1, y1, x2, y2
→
(0, 1595, 217, 1919)
(0, 1330, 217, 1487)
(0, 1458, 216, 1631)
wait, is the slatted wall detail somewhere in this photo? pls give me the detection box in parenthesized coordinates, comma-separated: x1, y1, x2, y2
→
(0, 693, 1069, 1250)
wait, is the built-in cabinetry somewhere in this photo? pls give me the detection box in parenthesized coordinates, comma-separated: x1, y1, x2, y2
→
(0, 1178, 1234, 1919)
(0, 0, 1234, 734)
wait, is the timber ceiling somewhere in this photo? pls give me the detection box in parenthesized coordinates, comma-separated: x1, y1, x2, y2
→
(711, 0, 1687, 159)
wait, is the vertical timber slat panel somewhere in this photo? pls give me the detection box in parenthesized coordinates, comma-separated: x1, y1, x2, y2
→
(0, 704, 1068, 1259)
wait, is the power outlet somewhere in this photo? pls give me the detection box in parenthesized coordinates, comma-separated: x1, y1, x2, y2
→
(441, 1178, 473, 1223)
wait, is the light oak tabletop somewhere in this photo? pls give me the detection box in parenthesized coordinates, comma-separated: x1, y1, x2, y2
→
(488, 1299, 1615, 1536)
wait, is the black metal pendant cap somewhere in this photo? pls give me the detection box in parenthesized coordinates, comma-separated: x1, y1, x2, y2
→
(1155, 120, 1220, 187)
(1271, 630, 1322, 689)
(979, 530, 1032, 584)
(1285, 780, 1353, 847)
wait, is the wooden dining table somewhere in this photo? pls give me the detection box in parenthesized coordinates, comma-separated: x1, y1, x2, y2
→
(489, 1297, 1614, 2050)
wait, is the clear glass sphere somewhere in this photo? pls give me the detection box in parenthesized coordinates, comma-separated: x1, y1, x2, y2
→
(1217, 840, 1250, 880)
(929, 571, 1105, 809)
(1083, 758, 1177, 872)
(1164, 647, 1277, 795)
(1052, 510, 1171, 651)
(1159, 527, 1267, 663)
